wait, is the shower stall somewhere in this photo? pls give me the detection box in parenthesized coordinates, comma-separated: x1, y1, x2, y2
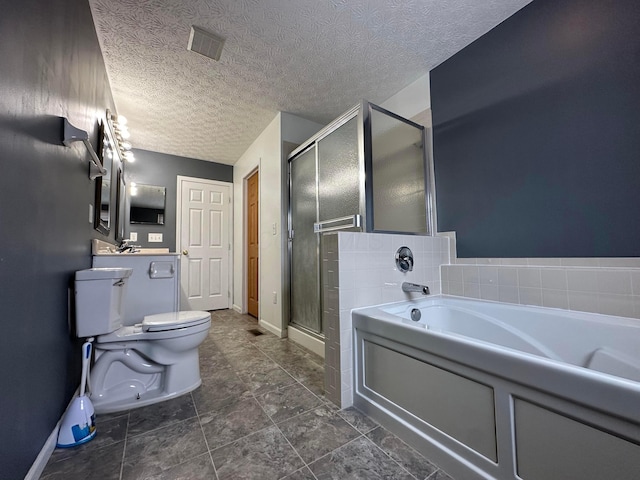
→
(287, 101, 433, 339)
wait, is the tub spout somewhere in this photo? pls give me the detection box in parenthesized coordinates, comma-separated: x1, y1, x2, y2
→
(402, 282, 430, 295)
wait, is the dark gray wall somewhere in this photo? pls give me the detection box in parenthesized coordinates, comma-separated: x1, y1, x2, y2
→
(431, 0, 640, 258)
(0, 0, 117, 477)
(125, 149, 233, 250)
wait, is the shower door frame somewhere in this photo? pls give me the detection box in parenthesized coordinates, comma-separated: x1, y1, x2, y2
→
(287, 104, 366, 338)
(286, 101, 434, 338)
(362, 102, 434, 236)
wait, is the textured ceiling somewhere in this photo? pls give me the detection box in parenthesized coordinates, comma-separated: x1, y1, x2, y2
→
(89, 0, 532, 164)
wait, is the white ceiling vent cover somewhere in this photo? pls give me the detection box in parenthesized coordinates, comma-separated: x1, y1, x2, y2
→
(187, 26, 225, 61)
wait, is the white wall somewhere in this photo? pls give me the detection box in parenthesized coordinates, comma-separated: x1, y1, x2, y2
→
(233, 113, 281, 333)
(233, 112, 322, 337)
(380, 72, 431, 119)
(281, 112, 322, 144)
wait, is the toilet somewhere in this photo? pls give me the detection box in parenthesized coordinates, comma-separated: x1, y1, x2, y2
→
(74, 267, 211, 414)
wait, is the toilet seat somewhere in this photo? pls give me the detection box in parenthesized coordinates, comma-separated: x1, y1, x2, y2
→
(143, 311, 210, 332)
(96, 311, 211, 344)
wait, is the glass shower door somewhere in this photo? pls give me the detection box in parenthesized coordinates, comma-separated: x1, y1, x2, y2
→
(289, 146, 321, 334)
(317, 117, 361, 226)
(289, 116, 362, 336)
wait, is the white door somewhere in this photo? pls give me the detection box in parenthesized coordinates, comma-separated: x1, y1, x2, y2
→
(177, 177, 231, 311)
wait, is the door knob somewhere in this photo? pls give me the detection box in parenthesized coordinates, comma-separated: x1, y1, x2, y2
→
(182, 249, 189, 256)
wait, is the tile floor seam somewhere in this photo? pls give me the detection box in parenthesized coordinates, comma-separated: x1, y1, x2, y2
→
(118, 412, 130, 480)
(204, 421, 276, 454)
(363, 432, 422, 480)
(191, 391, 220, 480)
(335, 409, 377, 434)
(271, 420, 316, 480)
(253, 341, 324, 371)
(304, 432, 366, 469)
(125, 412, 201, 440)
(245, 381, 317, 480)
(425, 469, 444, 480)
(248, 347, 327, 404)
(367, 424, 443, 480)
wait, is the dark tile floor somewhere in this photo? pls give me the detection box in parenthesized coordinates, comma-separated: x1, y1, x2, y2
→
(42, 310, 454, 480)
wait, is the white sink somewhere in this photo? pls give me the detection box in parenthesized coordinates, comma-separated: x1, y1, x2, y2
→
(91, 239, 172, 255)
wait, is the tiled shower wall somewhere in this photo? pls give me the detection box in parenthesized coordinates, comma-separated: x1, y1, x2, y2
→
(323, 232, 450, 407)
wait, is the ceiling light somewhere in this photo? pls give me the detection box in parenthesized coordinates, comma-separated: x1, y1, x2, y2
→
(106, 109, 135, 162)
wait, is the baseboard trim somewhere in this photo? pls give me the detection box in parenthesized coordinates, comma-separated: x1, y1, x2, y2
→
(288, 325, 325, 358)
(25, 423, 58, 480)
(24, 389, 85, 480)
(259, 319, 284, 338)
(232, 304, 243, 314)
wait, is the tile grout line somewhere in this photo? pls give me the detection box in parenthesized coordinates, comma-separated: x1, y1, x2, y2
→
(252, 344, 328, 405)
(361, 429, 422, 480)
(117, 412, 130, 480)
(191, 391, 220, 480)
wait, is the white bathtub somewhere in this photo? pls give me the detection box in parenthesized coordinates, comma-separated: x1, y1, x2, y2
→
(352, 296, 640, 480)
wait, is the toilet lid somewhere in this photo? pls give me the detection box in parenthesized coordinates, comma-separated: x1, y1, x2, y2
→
(142, 311, 211, 332)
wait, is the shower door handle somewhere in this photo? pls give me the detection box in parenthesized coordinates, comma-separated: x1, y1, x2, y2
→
(313, 214, 361, 233)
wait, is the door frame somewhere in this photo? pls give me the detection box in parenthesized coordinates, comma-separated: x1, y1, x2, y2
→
(176, 175, 233, 310)
(242, 167, 260, 318)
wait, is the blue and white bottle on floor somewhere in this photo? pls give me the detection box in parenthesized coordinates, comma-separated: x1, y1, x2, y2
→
(57, 341, 96, 447)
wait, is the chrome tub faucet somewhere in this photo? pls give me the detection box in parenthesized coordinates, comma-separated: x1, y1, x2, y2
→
(402, 282, 430, 295)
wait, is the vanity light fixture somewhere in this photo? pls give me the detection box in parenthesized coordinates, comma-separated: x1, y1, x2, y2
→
(62, 117, 107, 180)
(107, 109, 136, 163)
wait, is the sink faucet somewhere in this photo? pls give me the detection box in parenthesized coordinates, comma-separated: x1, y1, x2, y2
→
(117, 239, 140, 253)
(402, 282, 430, 295)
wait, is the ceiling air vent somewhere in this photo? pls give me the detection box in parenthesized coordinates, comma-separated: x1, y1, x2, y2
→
(187, 26, 225, 61)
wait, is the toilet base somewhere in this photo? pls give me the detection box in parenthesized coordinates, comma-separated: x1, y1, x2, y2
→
(89, 347, 203, 414)
(92, 378, 202, 414)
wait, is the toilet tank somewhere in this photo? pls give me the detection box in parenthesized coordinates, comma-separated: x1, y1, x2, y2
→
(75, 268, 133, 338)
(92, 254, 180, 325)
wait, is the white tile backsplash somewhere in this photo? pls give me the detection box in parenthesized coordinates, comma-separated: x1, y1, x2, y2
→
(596, 270, 631, 295)
(517, 267, 541, 288)
(541, 289, 569, 309)
(540, 268, 567, 290)
(567, 269, 599, 293)
(518, 287, 543, 307)
(336, 231, 449, 408)
(498, 285, 519, 304)
(497, 267, 518, 286)
(632, 271, 640, 295)
(478, 266, 498, 285)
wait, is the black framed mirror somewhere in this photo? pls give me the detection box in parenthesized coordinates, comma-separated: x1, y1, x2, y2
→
(129, 184, 166, 225)
(94, 121, 114, 235)
(115, 167, 126, 241)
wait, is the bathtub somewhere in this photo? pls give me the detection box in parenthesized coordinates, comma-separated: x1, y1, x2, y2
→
(352, 296, 640, 480)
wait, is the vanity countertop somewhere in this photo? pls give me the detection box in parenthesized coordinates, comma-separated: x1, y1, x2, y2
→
(93, 251, 179, 256)
(91, 239, 176, 255)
